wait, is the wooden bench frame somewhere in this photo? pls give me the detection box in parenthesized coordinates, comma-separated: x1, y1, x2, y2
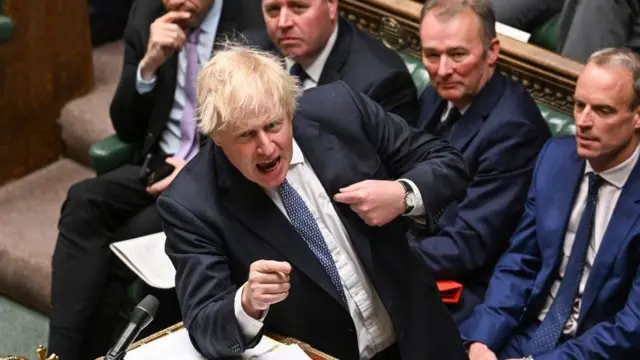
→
(339, 0, 584, 117)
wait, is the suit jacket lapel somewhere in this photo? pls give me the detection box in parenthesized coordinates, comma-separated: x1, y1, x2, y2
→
(216, 142, 348, 309)
(215, 0, 241, 40)
(543, 153, 585, 273)
(317, 19, 351, 85)
(579, 160, 640, 322)
(448, 72, 506, 151)
(418, 92, 447, 134)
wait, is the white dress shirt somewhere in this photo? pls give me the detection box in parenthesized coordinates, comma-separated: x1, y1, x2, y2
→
(538, 144, 640, 335)
(135, 0, 224, 155)
(233, 140, 428, 359)
(440, 102, 470, 122)
(284, 22, 338, 90)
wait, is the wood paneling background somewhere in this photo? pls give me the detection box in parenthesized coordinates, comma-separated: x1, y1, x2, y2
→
(0, 0, 93, 186)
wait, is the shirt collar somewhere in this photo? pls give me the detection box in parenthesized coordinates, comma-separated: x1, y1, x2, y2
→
(198, 0, 224, 35)
(585, 144, 640, 189)
(290, 139, 305, 166)
(285, 22, 339, 83)
(445, 101, 471, 117)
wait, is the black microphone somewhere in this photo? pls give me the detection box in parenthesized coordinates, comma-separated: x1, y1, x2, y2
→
(105, 294, 160, 360)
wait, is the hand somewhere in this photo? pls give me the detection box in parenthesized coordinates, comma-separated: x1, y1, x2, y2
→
(146, 157, 187, 196)
(333, 180, 406, 226)
(139, 11, 191, 79)
(468, 342, 498, 360)
(241, 260, 292, 319)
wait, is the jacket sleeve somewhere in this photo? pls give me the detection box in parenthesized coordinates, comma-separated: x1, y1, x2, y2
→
(109, 2, 159, 143)
(414, 117, 549, 279)
(158, 196, 261, 359)
(364, 69, 420, 127)
(457, 140, 551, 350)
(347, 82, 470, 228)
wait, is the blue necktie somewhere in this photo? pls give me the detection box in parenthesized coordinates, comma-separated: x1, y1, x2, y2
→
(289, 63, 309, 85)
(528, 172, 603, 355)
(278, 179, 348, 306)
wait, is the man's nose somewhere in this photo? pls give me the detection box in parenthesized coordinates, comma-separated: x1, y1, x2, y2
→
(256, 132, 275, 155)
(278, 8, 294, 28)
(437, 56, 454, 77)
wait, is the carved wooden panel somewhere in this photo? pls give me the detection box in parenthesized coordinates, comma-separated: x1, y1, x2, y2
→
(339, 0, 583, 116)
(0, 0, 93, 185)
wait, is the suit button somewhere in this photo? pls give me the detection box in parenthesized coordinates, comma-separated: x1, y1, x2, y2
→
(348, 327, 355, 333)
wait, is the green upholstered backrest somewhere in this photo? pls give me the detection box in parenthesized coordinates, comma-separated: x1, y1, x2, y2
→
(398, 53, 575, 137)
(529, 14, 560, 53)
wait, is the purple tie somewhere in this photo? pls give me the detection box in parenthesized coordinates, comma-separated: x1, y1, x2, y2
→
(175, 28, 201, 161)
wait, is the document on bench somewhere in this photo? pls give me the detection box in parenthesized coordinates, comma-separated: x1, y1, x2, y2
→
(110, 232, 176, 289)
(496, 21, 531, 43)
(123, 328, 311, 360)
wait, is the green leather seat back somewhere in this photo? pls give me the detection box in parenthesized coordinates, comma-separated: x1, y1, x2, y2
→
(530, 14, 561, 52)
(398, 52, 575, 137)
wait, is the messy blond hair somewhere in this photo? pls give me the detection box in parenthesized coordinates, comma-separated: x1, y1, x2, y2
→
(196, 42, 303, 136)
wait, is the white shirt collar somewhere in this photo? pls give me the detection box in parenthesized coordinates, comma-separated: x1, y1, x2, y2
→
(585, 144, 640, 189)
(198, 0, 224, 35)
(285, 22, 339, 84)
(290, 139, 305, 166)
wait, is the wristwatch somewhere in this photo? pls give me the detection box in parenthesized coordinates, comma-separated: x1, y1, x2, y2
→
(398, 179, 417, 215)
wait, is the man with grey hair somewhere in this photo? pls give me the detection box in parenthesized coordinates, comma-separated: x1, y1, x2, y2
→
(411, 0, 550, 323)
(157, 44, 469, 360)
(461, 47, 640, 359)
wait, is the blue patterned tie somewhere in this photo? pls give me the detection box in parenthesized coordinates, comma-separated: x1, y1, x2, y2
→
(278, 179, 348, 306)
(528, 172, 602, 355)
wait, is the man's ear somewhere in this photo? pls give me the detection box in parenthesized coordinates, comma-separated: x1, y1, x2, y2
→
(633, 105, 640, 130)
(327, 0, 338, 21)
(486, 38, 500, 67)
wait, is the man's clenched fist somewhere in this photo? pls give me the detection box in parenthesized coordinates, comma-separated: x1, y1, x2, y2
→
(241, 260, 292, 319)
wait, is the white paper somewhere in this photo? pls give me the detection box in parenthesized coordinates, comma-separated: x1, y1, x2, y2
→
(123, 328, 311, 360)
(496, 21, 531, 43)
(110, 232, 176, 289)
(124, 328, 205, 360)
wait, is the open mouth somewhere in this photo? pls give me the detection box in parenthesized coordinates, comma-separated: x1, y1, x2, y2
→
(256, 156, 281, 173)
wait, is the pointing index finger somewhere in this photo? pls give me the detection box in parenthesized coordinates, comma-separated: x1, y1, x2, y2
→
(159, 10, 191, 23)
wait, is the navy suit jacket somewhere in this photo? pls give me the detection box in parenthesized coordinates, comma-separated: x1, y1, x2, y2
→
(460, 137, 640, 359)
(243, 18, 419, 125)
(158, 82, 469, 360)
(412, 72, 551, 322)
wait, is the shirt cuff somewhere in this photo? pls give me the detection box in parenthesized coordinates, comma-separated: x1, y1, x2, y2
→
(136, 63, 157, 94)
(398, 178, 426, 218)
(234, 283, 268, 340)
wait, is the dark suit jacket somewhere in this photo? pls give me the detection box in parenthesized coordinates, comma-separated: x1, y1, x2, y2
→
(109, 0, 264, 161)
(158, 82, 469, 360)
(461, 137, 640, 359)
(243, 18, 419, 125)
(412, 72, 551, 322)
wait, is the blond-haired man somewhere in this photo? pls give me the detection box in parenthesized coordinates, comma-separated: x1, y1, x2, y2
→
(157, 45, 469, 360)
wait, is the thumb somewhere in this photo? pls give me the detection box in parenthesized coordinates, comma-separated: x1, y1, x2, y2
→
(339, 180, 366, 193)
(259, 260, 292, 274)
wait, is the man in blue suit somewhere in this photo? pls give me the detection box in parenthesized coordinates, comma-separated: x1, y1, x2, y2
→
(462, 47, 640, 359)
(157, 45, 469, 360)
(412, 0, 551, 322)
